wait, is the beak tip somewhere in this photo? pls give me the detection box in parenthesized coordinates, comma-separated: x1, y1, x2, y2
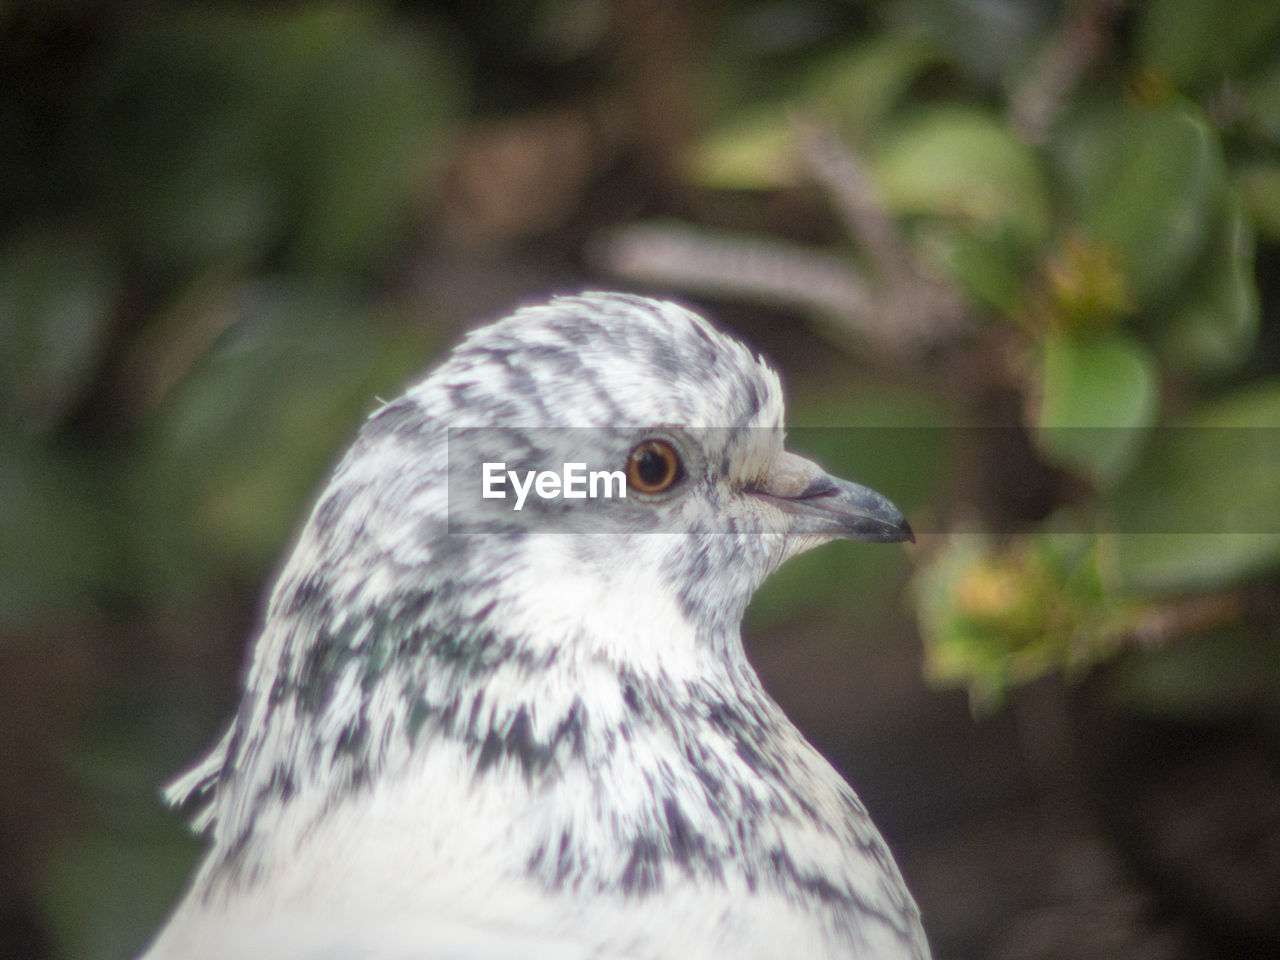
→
(754, 454, 915, 546)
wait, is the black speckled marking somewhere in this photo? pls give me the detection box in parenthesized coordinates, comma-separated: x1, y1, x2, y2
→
(663, 796, 718, 880)
(474, 701, 586, 782)
(620, 836, 663, 894)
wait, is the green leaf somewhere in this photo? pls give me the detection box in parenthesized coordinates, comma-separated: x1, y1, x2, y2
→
(688, 105, 803, 190)
(1110, 381, 1280, 592)
(1157, 196, 1259, 373)
(689, 35, 938, 190)
(1112, 534, 1280, 593)
(921, 221, 1030, 317)
(1035, 331, 1159, 487)
(1138, 0, 1280, 90)
(799, 34, 939, 138)
(1058, 102, 1224, 305)
(874, 106, 1050, 246)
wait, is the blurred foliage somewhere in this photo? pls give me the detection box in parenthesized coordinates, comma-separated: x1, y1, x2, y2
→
(2, 3, 462, 956)
(1, 1, 460, 617)
(36, 681, 216, 960)
(915, 533, 1131, 710)
(685, 0, 1280, 711)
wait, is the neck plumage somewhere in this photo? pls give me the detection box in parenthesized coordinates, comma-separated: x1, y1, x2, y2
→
(180, 560, 785, 897)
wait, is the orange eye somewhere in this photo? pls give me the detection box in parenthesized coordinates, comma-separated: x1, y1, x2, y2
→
(626, 439, 683, 495)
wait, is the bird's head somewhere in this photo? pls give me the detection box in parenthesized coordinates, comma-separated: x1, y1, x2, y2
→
(310, 292, 913, 647)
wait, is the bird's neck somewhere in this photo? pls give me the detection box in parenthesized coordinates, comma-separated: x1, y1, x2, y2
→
(197, 590, 813, 904)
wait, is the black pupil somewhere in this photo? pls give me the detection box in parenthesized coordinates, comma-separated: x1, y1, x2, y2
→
(637, 448, 669, 486)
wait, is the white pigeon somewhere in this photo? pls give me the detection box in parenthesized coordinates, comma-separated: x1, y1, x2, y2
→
(142, 292, 929, 959)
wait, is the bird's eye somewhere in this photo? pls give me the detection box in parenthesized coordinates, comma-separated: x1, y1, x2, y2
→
(626, 439, 683, 495)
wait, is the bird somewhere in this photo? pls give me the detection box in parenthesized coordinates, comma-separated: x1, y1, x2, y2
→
(142, 292, 929, 959)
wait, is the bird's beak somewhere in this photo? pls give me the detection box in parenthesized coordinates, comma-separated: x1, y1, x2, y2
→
(748, 450, 914, 543)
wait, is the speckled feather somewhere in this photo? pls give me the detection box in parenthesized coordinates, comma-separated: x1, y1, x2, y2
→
(144, 293, 930, 960)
